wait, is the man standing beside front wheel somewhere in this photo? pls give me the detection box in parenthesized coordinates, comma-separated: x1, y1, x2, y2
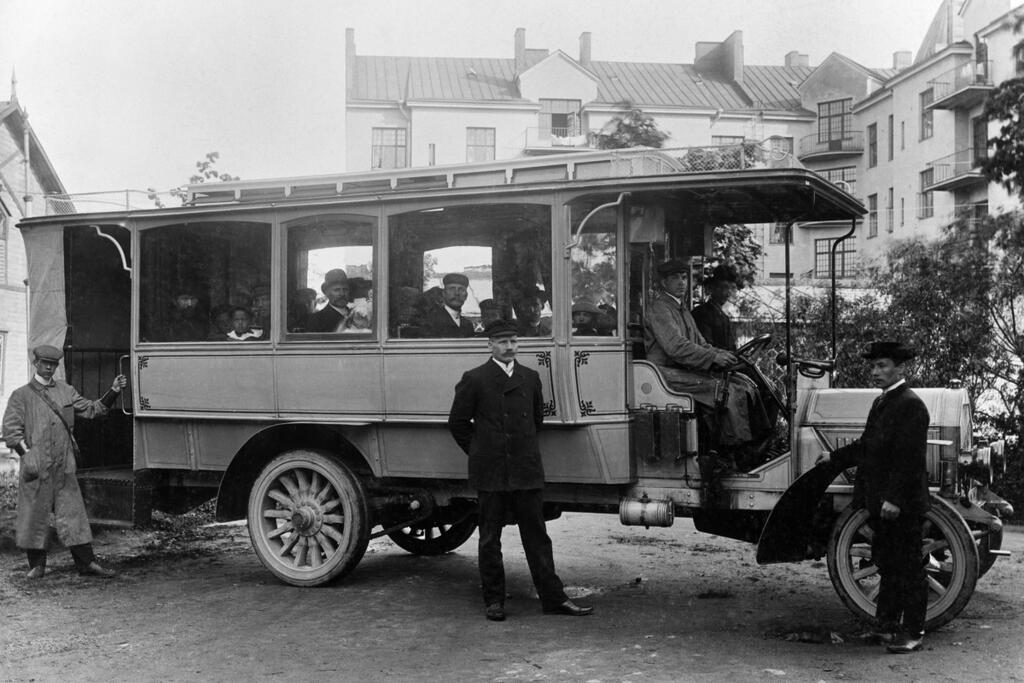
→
(820, 341, 930, 653)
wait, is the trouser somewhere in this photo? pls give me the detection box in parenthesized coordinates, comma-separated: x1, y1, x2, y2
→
(477, 489, 567, 608)
(26, 544, 96, 571)
(871, 513, 928, 635)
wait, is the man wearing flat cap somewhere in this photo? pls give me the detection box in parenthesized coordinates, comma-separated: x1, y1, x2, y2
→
(309, 268, 360, 333)
(819, 341, 930, 654)
(423, 273, 475, 338)
(691, 264, 740, 351)
(2, 345, 128, 579)
(644, 259, 770, 447)
(448, 319, 592, 621)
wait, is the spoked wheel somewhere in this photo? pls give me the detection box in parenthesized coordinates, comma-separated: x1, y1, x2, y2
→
(827, 498, 979, 631)
(387, 507, 478, 556)
(248, 449, 370, 586)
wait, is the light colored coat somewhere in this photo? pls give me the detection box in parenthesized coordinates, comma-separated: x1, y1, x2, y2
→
(2, 378, 110, 549)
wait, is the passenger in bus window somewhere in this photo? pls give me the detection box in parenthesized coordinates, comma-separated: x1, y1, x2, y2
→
(476, 298, 506, 335)
(308, 269, 356, 333)
(207, 304, 234, 341)
(251, 284, 272, 334)
(691, 265, 739, 351)
(511, 287, 551, 337)
(422, 273, 475, 337)
(571, 301, 602, 336)
(644, 259, 771, 452)
(226, 306, 264, 341)
(164, 291, 207, 342)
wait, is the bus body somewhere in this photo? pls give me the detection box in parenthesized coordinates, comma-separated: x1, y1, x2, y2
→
(19, 146, 1003, 627)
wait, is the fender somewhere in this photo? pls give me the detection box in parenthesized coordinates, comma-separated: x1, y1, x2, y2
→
(756, 459, 846, 564)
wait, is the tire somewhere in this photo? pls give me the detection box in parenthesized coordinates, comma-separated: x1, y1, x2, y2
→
(826, 498, 979, 631)
(247, 449, 370, 587)
(387, 509, 477, 556)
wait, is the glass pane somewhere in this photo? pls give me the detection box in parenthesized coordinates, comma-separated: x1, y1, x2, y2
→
(286, 215, 376, 335)
(139, 221, 271, 342)
(388, 203, 552, 338)
(570, 199, 618, 337)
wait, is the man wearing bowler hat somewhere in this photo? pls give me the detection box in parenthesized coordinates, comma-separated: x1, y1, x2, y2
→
(644, 259, 770, 449)
(2, 345, 127, 579)
(309, 268, 357, 333)
(448, 319, 592, 621)
(819, 341, 931, 654)
(691, 264, 740, 351)
(423, 273, 475, 338)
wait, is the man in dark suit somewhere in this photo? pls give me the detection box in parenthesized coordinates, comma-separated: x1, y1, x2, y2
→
(821, 341, 931, 654)
(691, 264, 739, 351)
(448, 319, 593, 621)
(308, 269, 352, 332)
(423, 273, 475, 337)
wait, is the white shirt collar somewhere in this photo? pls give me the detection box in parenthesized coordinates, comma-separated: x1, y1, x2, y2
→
(664, 291, 683, 307)
(491, 358, 514, 376)
(444, 304, 462, 322)
(883, 378, 906, 394)
(34, 374, 54, 386)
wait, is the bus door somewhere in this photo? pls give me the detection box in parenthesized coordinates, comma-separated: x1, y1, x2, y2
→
(63, 224, 133, 471)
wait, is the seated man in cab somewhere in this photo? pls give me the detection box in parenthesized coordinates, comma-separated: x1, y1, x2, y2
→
(643, 259, 771, 453)
(691, 264, 739, 351)
(423, 273, 475, 338)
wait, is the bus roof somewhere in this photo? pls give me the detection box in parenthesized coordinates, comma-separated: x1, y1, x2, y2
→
(20, 145, 865, 228)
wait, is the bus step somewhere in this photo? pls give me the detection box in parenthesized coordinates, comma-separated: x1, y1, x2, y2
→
(77, 468, 153, 528)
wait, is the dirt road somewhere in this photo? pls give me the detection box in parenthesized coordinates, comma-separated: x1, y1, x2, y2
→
(2, 509, 1022, 682)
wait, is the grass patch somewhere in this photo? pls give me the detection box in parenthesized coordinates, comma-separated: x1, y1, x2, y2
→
(0, 468, 17, 511)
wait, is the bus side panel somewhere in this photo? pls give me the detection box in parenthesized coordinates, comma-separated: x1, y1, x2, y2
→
(136, 419, 263, 470)
(136, 420, 192, 469)
(379, 425, 467, 477)
(137, 353, 275, 413)
(568, 347, 628, 419)
(276, 351, 383, 415)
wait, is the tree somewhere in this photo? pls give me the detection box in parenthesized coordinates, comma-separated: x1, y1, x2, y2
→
(982, 77, 1024, 197)
(593, 101, 669, 149)
(148, 151, 239, 208)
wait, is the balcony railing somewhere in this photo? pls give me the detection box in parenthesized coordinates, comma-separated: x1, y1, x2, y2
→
(524, 127, 595, 150)
(928, 60, 994, 109)
(797, 131, 864, 160)
(925, 147, 988, 191)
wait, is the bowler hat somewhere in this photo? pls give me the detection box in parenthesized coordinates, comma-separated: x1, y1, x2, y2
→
(484, 319, 518, 339)
(322, 269, 348, 287)
(656, 259, 688, 277)
(861, 341, 916, 363)
(33, 345, 63, 362)
(442, 273, 469, 287)
(704, 264, 739, 286)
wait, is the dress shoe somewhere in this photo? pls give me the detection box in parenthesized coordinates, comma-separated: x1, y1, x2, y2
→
(485, 603, 506, 621)
(886, 632, 924, 654)
(79, 561, 117, 578)
(542, 599, 593, 616)
(26, 565, 46, 579)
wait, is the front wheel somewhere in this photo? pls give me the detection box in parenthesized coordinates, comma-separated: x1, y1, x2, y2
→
(826, 498, 979, 631)
(248, 450, 370, 586)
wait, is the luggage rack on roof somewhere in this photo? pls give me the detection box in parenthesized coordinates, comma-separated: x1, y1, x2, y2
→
(185, 143, 803, 205)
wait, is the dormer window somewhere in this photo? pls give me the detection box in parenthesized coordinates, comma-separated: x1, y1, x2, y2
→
(539, 99, 582, 139)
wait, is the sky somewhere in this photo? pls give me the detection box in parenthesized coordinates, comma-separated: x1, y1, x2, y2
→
(0, 0, 943, 201)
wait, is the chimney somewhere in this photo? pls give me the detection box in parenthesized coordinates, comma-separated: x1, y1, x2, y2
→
(346, 28, 356, 91)
(892, 51, 912, 69)
(579, 32, 592, 69)
(515, 28, 527, 74)
(784, 51, 809, 68)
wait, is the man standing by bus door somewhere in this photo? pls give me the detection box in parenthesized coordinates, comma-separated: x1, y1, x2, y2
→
(448, 319, 593, 621)
(819, 341, 930, 654)
(2, 345, 127, 579)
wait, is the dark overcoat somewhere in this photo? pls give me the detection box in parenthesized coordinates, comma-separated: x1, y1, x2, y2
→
(308, 305, 345, 332)
(2, 378, 110, 548)
(691, 301, 737, 351)
(448, 359, 545, 491)
(424, 304, 475, 338)
(830, 383, 931, 517)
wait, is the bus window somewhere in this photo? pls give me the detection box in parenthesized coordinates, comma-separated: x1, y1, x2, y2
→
(139, 221, 271, 343)
(285, 214, 376, 335)
(388, 203, 552, 339)
(570, 198, 618, 337)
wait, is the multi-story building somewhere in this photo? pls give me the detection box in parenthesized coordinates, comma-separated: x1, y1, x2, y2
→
(0, 85, 70, 419)
(344, 0, 1023, 286)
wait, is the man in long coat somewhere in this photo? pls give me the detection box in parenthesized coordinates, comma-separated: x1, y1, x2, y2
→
(643, 259, 769, 446)
(448, 319, 592, 621)
(3, 345, 127, 578)
(822, 341, 931, 654)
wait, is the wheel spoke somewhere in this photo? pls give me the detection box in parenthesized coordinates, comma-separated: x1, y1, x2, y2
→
(321, 523, 345, 545)
(852, 564, 878, 581)
(856, 524, 874, 543)
(321, 498, 341, 514)
(926, 575, 947, 596)
(268, 489, 293, 508)
(865, 582, 881, 601)
(279, 472, 300, 498)
(277, 532, 300, 557)
(922, 538, 949, 555)
(849, 545, 872, 559)
(315, 531, 336, 556)
(268, 522, 294, 539)
(295, 469, 310, 495)
(263, 509, 291, 519)
(309, 535, 323, 568)
(322, 514, 346, 524)
(314, 479, 333, 504)
(293, 537, 309, 567)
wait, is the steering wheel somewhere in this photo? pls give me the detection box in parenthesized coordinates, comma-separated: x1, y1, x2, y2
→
(736, 332, 773, 359)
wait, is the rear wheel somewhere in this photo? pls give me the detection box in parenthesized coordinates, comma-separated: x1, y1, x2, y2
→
(248, 449, 370, 586)
(826, 498, 979, 631)
(387, 507, 477, 556)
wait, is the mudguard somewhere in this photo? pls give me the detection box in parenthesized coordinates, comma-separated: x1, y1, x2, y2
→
(756, 459, 846, 564)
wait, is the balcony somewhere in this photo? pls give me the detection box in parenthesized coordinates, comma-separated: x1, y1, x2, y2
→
(927, 60, 994, 110)
(924, 147, 988, 192)
(523, 127, 596, 154)
(797, 131, 864, 162)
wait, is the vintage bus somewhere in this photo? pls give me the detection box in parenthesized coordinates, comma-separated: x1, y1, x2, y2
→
(20, 146, 1004, 629)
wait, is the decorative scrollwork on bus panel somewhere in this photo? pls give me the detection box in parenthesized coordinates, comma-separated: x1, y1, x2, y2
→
(534, 351, 556, 417)
(572, 349, 621, 417)
(139, 396, 151, 410)
(138, 356, 149, 369)
(578, 399, 595, 416)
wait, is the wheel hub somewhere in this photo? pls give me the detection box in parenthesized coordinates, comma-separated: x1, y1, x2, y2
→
(290, 504, 323, 536)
